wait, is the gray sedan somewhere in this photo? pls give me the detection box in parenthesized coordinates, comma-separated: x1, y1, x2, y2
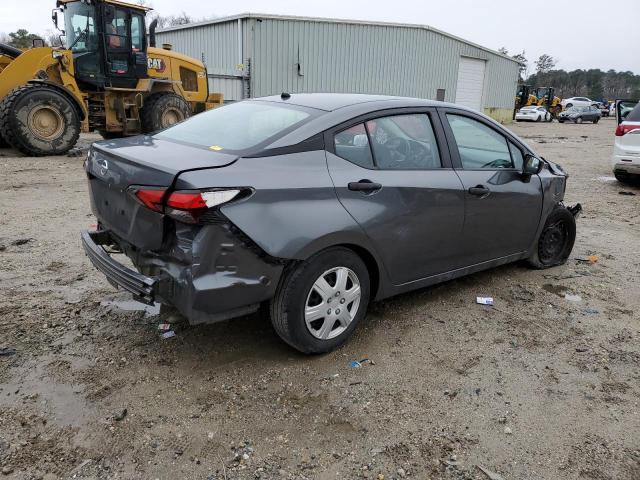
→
(82, 94, 580, 353)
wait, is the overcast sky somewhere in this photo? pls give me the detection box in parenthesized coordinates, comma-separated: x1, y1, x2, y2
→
(2, 0, 639, 74)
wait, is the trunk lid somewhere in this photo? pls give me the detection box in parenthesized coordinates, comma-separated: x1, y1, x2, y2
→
(87, 135, 238, 250)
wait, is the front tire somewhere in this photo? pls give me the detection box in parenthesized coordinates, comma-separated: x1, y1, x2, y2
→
(0, 84, 80, 156)
(141, 93, 191, 134)
(575, 117, 583, 124)
(536, 115, 541, 122)
(527, 205, 576, 269)
(270, 247, 370, 354)
(593, 117, 599, 124)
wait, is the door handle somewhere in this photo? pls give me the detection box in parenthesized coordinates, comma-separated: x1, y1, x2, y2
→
(468, 185, 491, 197)
(348, 180, 382, 193)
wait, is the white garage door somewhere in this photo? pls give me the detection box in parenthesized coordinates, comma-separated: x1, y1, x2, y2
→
(455, 57, 486, 111)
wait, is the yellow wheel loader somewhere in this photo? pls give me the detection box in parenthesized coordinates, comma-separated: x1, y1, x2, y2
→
(534, 87, 562, 120)
(0, 0, 223, 156)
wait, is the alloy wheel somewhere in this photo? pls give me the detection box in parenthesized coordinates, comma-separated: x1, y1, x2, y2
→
(304, 267, 361, 340)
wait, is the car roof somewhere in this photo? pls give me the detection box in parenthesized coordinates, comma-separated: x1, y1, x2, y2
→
(255, 93, 448, 112)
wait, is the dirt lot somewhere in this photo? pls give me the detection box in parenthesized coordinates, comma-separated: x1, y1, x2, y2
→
(0, 117, 639, 480)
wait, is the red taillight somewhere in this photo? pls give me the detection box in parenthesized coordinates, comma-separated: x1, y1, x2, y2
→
(616, 124, 640, 136)
(131, 187, 167, 212)
(166, 192, 207, 210)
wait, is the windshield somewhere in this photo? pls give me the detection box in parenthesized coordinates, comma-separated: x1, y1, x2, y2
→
(64, 2, 97, 52)
(155, 101, 318, 153)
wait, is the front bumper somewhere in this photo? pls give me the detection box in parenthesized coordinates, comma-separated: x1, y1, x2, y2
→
(81, 225, 285, 324)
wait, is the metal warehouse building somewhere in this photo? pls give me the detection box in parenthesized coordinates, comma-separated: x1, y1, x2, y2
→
(156, 13, 520, 122)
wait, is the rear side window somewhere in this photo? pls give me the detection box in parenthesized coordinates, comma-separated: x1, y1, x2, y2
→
(446, 114, 514, 169)
(155, 101, 315, 153)
(334, 123, 374, 168)
(366, 114, 441, 170)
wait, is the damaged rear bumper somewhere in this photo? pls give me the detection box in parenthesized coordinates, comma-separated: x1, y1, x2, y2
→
(81, 226, 285, 324)
(81, 230, 156, 304)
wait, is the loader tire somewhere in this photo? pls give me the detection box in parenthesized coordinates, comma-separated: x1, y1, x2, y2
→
(97, 130, 123, 140)
(0, 84, 81, 156)
(141, 93, 191, 134)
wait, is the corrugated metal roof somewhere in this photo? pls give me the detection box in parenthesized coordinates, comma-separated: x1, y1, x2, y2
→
(157, 12, 519, 64)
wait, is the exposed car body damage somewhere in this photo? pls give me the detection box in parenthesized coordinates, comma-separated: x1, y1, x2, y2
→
(82, 94, 580, 347)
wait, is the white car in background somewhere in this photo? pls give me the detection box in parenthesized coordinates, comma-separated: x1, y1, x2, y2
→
(515, 105, 551, 122)
(561, 96, 597, 109)
(612, 100, 640, 184)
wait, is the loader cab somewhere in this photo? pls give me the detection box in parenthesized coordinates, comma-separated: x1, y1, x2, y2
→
(535, 87, 553, 106)
(59, 0, 148, 89)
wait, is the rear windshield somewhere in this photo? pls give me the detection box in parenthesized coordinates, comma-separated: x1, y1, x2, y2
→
(155, 101, 318, 153)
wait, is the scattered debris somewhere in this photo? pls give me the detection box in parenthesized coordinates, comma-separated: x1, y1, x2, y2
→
(10, 238, 32, 246)
(114, 408, 128, 421)
(0, 347, 17, 356)
(618, 191, 636, 196)
(162, 330, 176, 339)
(576, 255, 599, 264)
(350, 358, 374, 368)
(583, 308, 600, 315)
(476, 296, 494, 306)
(575, 346, 589, 353)
(504, 426, 513, 435)
(477, 465, 505, 480)
(564, 294, 582, 302)
(158, 323, 172, 331)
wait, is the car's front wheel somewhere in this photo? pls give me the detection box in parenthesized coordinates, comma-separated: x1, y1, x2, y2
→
(575, 117, 583, 124)
(593, 117, 599, 124)
(527, 205, 576, 269)
(270, 247, 370, 354)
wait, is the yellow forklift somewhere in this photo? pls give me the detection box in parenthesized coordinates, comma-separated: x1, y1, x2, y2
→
(0, 0, 223, 156)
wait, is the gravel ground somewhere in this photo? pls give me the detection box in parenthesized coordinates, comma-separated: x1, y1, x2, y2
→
(0, 118, 639, 480)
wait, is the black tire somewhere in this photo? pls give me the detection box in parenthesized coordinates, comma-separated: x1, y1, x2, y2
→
(575, 117, 583, 124)
(558, 119, 564, 123)
(97, 130, 123, 140)
(615, 172, 640, 185)
(0, 84, 81, 156)
(527, 205, 576, 269)
(141, 92, 191, 134)
(566, 103, 573, 109)
(593, 117, 599, 124)
(536, 115, 541, 122)
(270, 247, 371, 354)
(0, 134, 8, 148)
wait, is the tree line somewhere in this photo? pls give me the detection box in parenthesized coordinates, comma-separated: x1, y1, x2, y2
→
(500, 48, 640, 101)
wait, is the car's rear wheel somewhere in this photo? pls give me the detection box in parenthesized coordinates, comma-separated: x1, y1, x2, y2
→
(615, 172, 640, 185)
(527, 205, 576, 269)
(270, 247, 370, 354)
(575, 117, 583, 124)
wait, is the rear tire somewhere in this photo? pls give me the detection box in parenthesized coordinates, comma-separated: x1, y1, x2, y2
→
(97, 130, 123, 140)
(270, 247, 370, 354)
(0, 84, 81, 156)
(615, 172, 640, 185)
(141, 93, 191, 134)
(536, 115, 541, 122)
(527, 205, 576, 269)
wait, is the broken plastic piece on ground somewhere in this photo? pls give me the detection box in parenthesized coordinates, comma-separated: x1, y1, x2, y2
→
(350, 358, 375, 368)
(476, 296, 494, 306)
(350, 360, 362, 368)
(575, 255, 599, 264)
(0, 347, 17, 356)
(477, 465, 505, 480)
(618, 191, 636, 196)
(114, 408, 128, 421)
(161, 330, 176, 339)
(564, 294, 582, 302)
(158, 323, 171, 331)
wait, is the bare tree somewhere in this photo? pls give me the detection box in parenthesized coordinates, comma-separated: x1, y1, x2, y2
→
(45, 29, 63, 47)
(512, 50, 528, 80)
(535, 54, 556, 74)
(0, 32, 9, 44)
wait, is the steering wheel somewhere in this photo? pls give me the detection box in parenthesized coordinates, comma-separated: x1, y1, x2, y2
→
(385, 137, 411, 163)
(481, 158, 513, 169)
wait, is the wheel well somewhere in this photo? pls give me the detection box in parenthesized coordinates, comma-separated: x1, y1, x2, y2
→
(335, 243, 380, 299)
(26, 80, 86, 120)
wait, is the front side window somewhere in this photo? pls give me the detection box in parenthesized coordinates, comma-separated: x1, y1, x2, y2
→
(156, 101, 315, 153)
(365, 114, 441, 170)
(446, 114, 513, 169)
(508, 141, 524, 170)
(334, 123, 374, 168)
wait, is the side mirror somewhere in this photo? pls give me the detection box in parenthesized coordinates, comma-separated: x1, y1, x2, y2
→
(522, 154, 543, 180)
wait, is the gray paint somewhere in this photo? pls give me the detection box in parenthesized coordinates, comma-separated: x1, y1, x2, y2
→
(83, 94, 570, 325)
(156, 14, 519, 108)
